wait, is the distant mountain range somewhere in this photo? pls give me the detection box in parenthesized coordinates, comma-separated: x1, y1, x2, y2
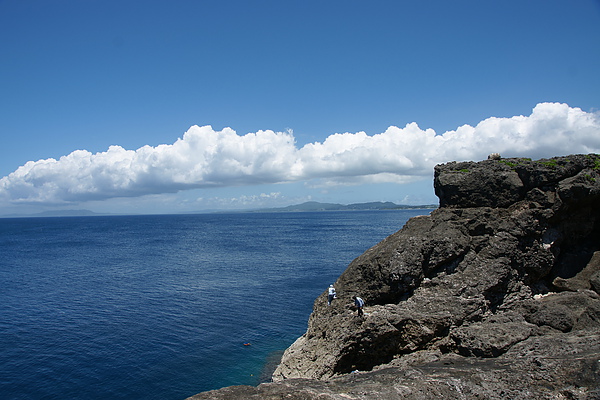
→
(1, 202, 438, 218)
(255, 201, 437, 212)
(27, 209, 103, 218)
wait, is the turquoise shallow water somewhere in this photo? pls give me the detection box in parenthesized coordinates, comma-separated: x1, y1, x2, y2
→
(0, 210, 431, 399)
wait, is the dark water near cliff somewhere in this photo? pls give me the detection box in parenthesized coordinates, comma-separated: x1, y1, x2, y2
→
(0, 210, 431, 399)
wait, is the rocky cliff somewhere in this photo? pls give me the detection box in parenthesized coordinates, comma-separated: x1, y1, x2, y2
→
(189, 154, 600, 400)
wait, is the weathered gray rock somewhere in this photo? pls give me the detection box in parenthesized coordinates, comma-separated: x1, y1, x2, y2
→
(189, 331, 600, 400)
(592, 270, 600, 294)
(450, 313, 536, 357)
(434, 160, 526, 208)
(434, 154, 600, 209)
(189, 154, 600, 399)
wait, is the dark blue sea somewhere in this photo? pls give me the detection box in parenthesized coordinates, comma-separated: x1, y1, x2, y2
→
(0, 210, 431, 400)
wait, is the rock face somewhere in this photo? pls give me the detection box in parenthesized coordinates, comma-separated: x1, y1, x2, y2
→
(189, 154, 600, 400)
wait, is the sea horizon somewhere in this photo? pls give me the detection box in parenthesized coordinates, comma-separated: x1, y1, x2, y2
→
(0, 209, 433, 399)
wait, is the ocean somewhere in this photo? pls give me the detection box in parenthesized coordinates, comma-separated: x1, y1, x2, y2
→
(0, 210, 431, 400)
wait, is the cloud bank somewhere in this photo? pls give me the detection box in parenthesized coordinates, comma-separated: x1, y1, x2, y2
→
(1, 102, 599, 204)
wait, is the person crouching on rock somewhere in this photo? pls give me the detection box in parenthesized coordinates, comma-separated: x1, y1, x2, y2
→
(352, 296, 364, 316)
(328, 284, 337, 306)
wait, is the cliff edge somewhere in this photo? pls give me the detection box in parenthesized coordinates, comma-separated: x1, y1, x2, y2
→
(189, 154, 600, 400)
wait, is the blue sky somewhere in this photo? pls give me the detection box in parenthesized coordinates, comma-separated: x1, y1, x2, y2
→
(1, 0, 599, 215)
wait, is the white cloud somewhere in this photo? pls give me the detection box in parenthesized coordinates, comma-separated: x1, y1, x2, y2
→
(1, 102, 599, 205)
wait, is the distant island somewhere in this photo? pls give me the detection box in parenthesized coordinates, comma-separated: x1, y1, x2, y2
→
(254, 201, 438, 212)
(32, 209, 103, 217)
(0, 209, 105, 218)
(0, 202, 438, 219)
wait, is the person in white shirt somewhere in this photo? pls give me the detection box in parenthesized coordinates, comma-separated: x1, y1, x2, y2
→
(327, 284, 337, 305)
(352, 296, 364, 316)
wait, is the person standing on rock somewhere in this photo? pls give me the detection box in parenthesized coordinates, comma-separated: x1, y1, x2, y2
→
(327, 284, 337, 306)
(352, 296, 364, 316)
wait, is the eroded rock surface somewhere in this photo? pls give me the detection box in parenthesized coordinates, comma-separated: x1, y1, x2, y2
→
(189, 154, 600, 399)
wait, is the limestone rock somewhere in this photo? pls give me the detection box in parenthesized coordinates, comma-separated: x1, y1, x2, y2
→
(189, 332, 600, 400)
(189, 154, 600, 399)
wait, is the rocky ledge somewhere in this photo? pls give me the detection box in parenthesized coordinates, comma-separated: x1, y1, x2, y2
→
(189, 154, 600, 400)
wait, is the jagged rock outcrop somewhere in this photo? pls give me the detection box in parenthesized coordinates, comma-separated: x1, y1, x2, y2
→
(189, 154, 600, 399)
